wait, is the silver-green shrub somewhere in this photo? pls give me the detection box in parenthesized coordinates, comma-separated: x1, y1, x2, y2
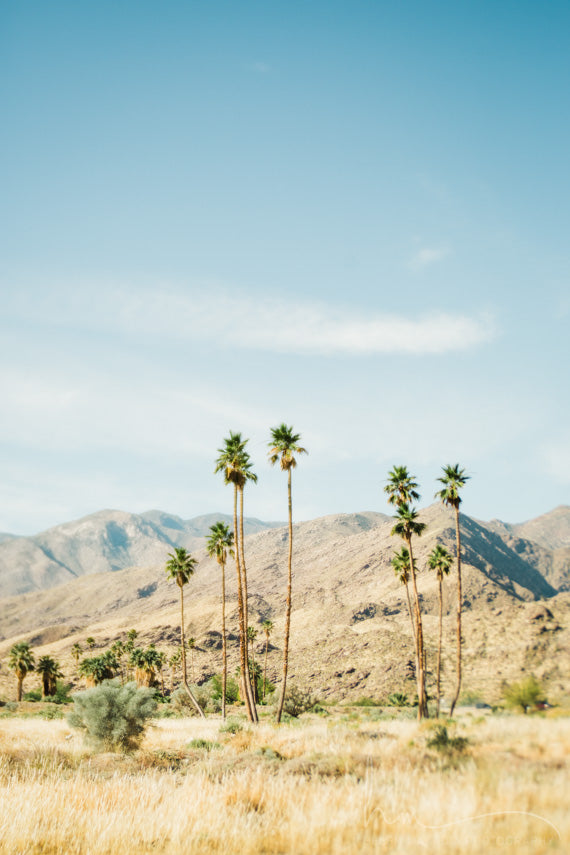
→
(67, 680, 157, 752)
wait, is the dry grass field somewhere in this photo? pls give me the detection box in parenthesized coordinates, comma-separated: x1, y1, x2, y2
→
(0, 708, 568, 855)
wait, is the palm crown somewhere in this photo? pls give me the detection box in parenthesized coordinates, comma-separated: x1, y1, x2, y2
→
(391, 503, 427, 541)
(215, 431, 257, 488)
(428, 544, 453, 580)
(384, 466, 420, 506)
(9, 642, 35, 677)
(391, 546, 415, 585)
(206, 521, 234, 564)
(268, 424, 307, 469)
(435, 464, 470, 509)
(165, 548, 198, 588)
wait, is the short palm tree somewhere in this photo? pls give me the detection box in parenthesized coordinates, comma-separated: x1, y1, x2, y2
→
(71, 643, 83, 672)
(391, 547, 417, 655)
(268, 424, 307, 723)
(436, 464, 470, 717)
(165, 548, 204, 717)
(110, 639, 126, 684)
(207, 520, 234, 719)
(85, 637, 96, 650)
(8, 642, 35, 701)
(130, 645, 163, 688)
(428, 544, 453, 717)
(36, 655, 63, 698)
(391, 500, 428, 719)
(168, 648, 181, 693)
(215, 432, 258, 722)
(261, 619, 273, 700)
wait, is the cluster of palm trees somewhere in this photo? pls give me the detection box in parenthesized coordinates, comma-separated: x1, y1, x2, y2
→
(386, 463, 469, 720)
(162, 425, 306, 724)
(7, 642, 65, 700)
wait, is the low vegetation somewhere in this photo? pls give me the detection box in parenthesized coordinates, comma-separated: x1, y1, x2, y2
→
(0, 710, 567, 854)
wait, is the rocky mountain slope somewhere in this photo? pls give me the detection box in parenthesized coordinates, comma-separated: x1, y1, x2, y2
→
(0, 504, 568, 705)
(0, 510, 283, 597)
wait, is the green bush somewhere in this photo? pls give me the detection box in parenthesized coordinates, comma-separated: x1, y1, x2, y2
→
(353, 697, 381, 707)
(219, 717, 243, 734)
(209, 674, 240, 705)
(426, 726, 469, 754)
(67, 680, 157, 752)
(387, 692, 409, 707)
(52, 681, 74, 705)
(23, 689, 42, 702)
(282, 685, 320, 718)
(188, 738, 220, 751)
(503, 675, 544, 714)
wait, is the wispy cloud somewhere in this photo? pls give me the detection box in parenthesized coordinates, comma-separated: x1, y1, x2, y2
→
(408, 246, 450, 271)
(8, 285, 495, 357)
(248, 61, 271, 74)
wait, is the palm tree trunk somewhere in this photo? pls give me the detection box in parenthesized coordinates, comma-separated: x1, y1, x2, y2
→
(437, 577, 443, 718)
(449, 507, 463, 717)
(234, 485, 256, 722)
(179, 584, 205, 718)
(17, 674, 23, 702)
(406, 536, 428, 720)
(263, 636, 269, 700)
(404, 582, 418, 661)
(276, 468, 294, 723)
(221, 557, 227, 720)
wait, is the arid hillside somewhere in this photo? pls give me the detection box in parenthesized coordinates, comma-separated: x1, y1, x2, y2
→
(0, 504, 568, 705)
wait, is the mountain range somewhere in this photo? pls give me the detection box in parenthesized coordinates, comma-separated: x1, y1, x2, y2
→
(0, 504, 568, 704)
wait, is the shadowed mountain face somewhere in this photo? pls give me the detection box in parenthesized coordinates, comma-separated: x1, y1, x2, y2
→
(0, 510, 284, 598)
(0, 505, 568, 704)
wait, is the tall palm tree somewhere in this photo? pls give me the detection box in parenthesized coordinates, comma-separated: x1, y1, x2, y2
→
(207, 521, 234, 720)
(268, 423, 307, 723)
(36, 655, 63, 698)
(8, 642, 35, 701)
(164, 548, 204, 717)
(436, 464, 470, 717)
(261, 619, 273, 700)
(391, 501, 428, 719)
(428, 544, 453, 718)
(215, 432, 258, 722)
(391, 547, 418, 655)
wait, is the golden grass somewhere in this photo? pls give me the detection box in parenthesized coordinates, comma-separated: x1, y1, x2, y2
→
(0, 712, 568, 854)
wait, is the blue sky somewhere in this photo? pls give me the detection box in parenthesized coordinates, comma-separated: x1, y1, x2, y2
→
(1, 0, 568, 534)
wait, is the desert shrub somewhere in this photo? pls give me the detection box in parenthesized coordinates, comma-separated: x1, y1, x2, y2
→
(171, 684, 215, 715)
(387, 692, 409, 707)
(52, 681, 74, 704)
(460, 689, 484, 706)
(219, 717, 243, 734)
(188, 738, 220, 751)
(209, 674, 240, 704)
(503, 675, 544, 714)
(67, 680, 157, 752)
(23, 689, 42, 702)
(353, 697, 381, 707)
(426, 726, 469, 754)
(282, 685, 320, 718)
(42, 704, 64, 720)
